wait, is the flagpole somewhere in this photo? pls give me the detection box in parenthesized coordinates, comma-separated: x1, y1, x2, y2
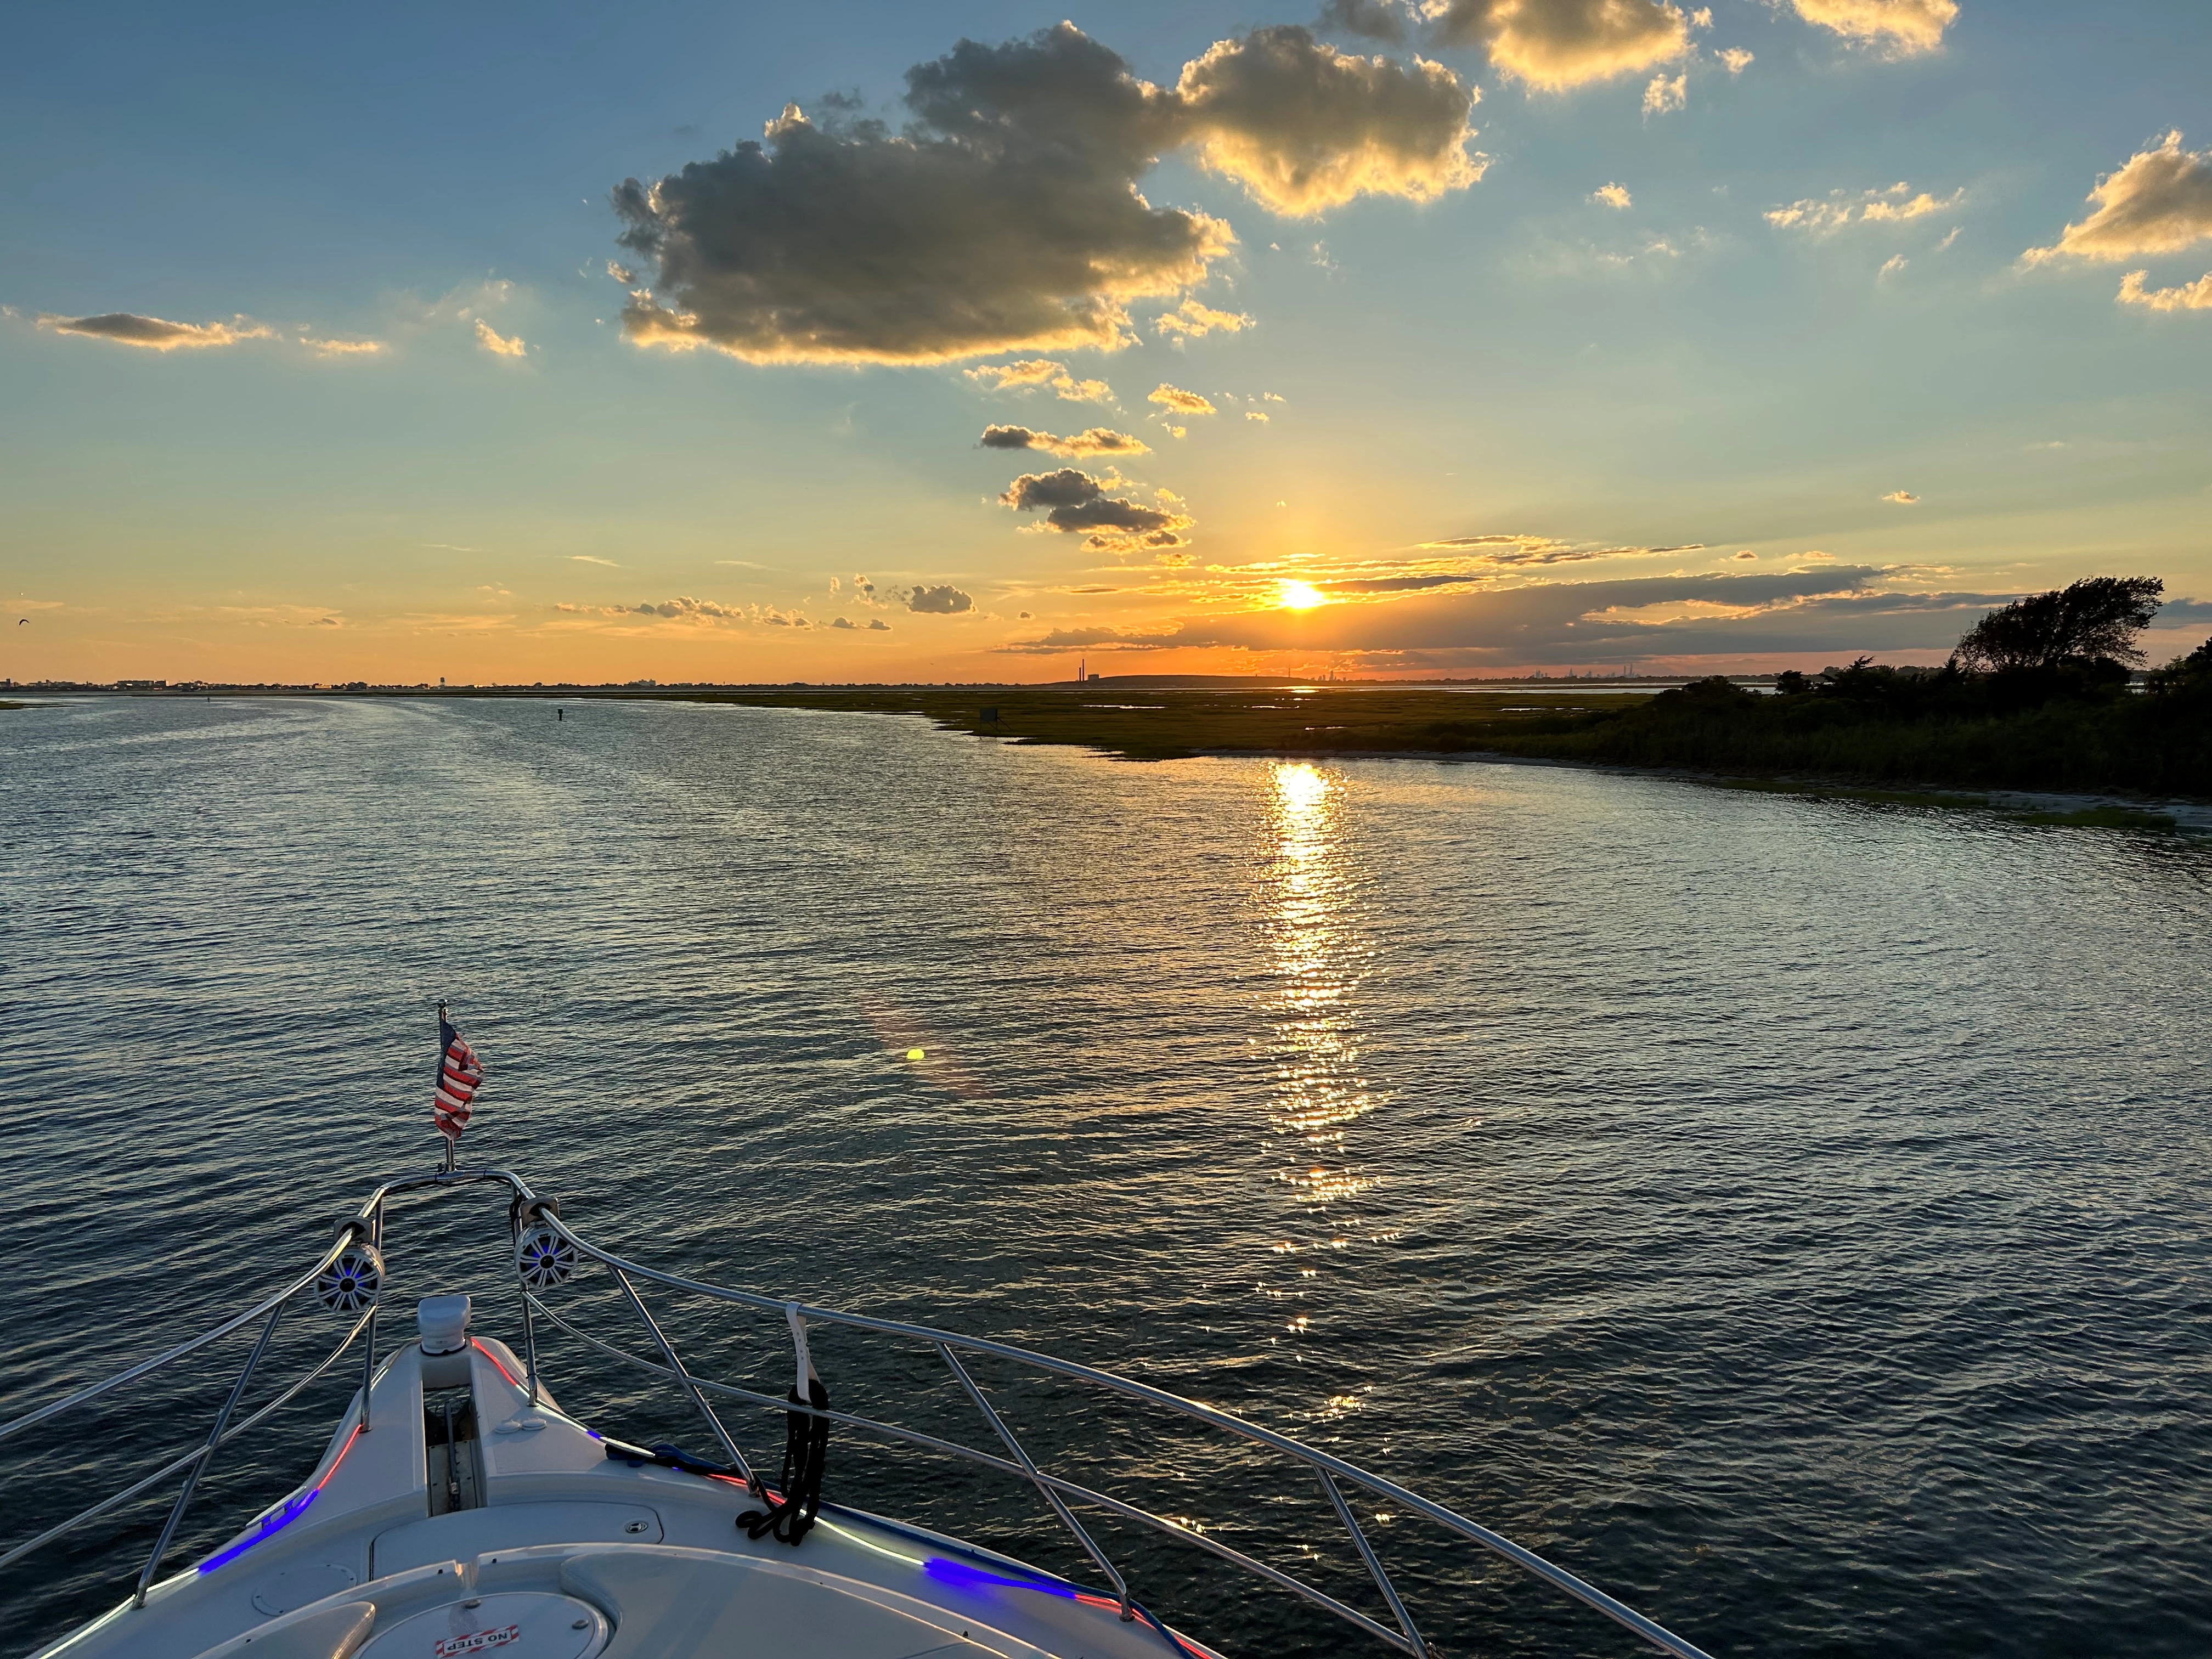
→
(438, 1001, 455, 1175)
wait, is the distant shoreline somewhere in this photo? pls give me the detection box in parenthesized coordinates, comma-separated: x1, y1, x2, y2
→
(16, 682, 2208, 820)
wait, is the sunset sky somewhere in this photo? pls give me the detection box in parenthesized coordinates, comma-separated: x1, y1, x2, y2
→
(5, 0, 2210, 682)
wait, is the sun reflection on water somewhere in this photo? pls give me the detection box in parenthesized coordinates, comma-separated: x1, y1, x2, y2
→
(1257, 761, 1381, 1350)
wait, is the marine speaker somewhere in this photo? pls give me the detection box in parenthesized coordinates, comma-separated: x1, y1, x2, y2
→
(315, 1243, 383, 1314)
(515, 1226, 577, 1290)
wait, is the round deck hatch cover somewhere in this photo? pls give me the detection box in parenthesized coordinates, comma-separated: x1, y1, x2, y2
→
(356, 1593, 606, 1659)
(250, 1563, 358, 1616)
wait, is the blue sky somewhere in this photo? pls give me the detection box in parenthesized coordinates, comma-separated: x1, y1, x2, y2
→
(4, 0, 2209, 681)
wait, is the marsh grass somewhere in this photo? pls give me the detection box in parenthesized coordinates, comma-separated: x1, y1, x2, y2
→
(650, 679, 2209, 808)
(670, 685, 1638, 763)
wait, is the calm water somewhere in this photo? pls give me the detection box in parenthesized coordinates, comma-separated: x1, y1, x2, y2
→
(3, 696, 2209, 1657)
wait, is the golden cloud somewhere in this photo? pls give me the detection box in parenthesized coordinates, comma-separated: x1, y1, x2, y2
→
(2024, 133, 2212, 265)
(1175, 27, 1482, 215)
(1786, 0, 1956, 56)
(474, 320, 528, 357)
(1427, 0, 1690, 92)
(980, 424, 1152, 456)
(2117, 269, 2212, 312)
(965, 359, 1116, 403)
(1149, 383, 1218, 415)
(1155, 298, 1255, 337)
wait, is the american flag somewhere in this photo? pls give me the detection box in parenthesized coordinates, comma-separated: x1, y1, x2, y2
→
(434, 1006, 484, 1141)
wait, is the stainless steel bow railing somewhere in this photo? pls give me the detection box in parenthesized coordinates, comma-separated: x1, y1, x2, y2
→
(0, 1168, 1714, 1659)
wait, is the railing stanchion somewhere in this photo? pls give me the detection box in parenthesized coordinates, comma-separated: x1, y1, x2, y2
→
(359, 1199, 385, 1434)
(513, 1207, 543, 1407)
(611, 1269, 757, 1491)
(1316, 1465, 1428, 1658)
(935, 1343, 1134, 1623)
(133, 1302, 286, 1606)
(518, 1283, 543, 1408)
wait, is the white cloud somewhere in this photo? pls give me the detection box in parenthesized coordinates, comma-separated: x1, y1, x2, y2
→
(1717, 46, 1753, 72)
(1591, 182, 1633, 208)
(1878, 253, 1908, 278)
(1880, 489, 1918, 503)
(301, 336, 384, 357)
(1768, 182, 1963, 233)
(1641, 72, 1685, 115)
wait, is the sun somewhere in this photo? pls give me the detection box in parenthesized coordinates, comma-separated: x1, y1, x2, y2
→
(1278, 580, 1328, 610)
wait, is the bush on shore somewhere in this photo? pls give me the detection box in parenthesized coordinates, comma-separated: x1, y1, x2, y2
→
(1495, 619, 2212, 795)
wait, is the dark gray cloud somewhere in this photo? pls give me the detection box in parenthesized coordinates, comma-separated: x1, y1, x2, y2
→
(613, 25, 1221, 364)
(1000, 627, 1163, 654)
(627, 596, 743, 618)
(41, 312, 273, 351)
(980, 424, 1150, 457)
(1324, 573, 1490, 593)
(1316, 0, 1411, 42)
(906, 584, 975, 613)
(611, 22, 1479, 364)
(999, 467, 1194, 550)
(1418, 533, 1703, 565)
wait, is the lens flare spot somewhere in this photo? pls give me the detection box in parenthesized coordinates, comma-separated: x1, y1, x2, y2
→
(1278, 580, 1327, 610)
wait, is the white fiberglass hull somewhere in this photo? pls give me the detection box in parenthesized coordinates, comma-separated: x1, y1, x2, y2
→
(36, 1334, 1217, 1659)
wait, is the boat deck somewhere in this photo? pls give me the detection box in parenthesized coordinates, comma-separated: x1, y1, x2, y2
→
(40, 1329, 1215, 1659)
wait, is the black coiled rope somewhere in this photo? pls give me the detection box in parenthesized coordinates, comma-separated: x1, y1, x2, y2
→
(739, 1310, 830, 1545)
